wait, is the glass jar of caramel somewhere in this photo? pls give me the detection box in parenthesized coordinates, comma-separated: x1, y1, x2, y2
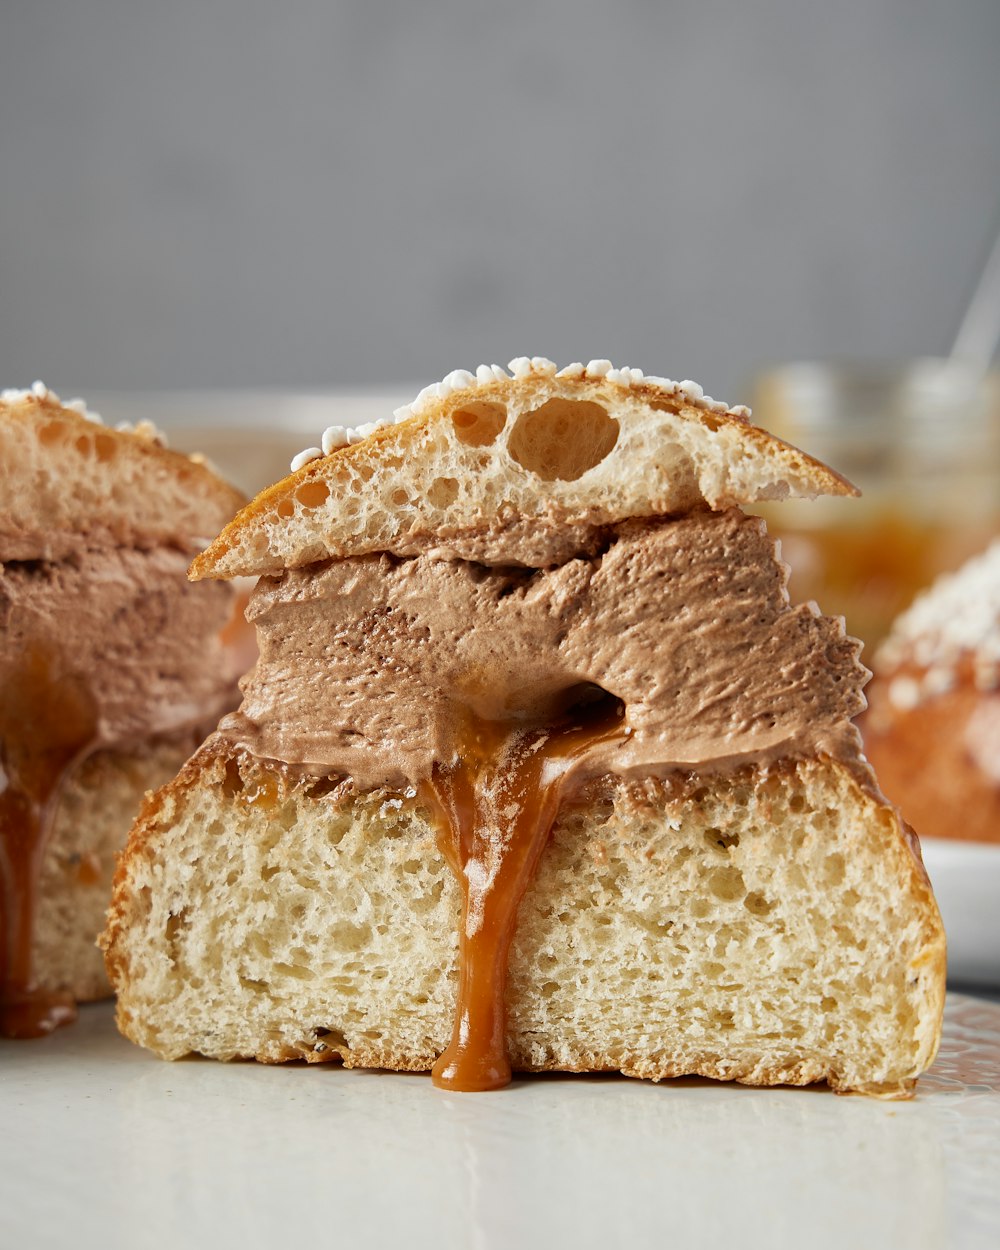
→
(751, 359, 1000, 653)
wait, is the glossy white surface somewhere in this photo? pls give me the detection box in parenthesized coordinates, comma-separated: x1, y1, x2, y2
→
(922, 839, 1000, 986)
(1, 995, 998, 1250)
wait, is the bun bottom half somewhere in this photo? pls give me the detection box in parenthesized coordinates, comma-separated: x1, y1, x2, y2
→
(32, 734, 204, 1003)
(103, 739, 944, 1097)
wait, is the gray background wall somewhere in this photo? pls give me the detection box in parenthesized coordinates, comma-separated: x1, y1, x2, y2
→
(1, 0, 999, 405)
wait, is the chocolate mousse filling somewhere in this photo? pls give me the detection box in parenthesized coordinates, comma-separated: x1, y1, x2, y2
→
(224, 509, 866, 786)
(0, 545, 238, 1037)
(218, 508, 869, 1090)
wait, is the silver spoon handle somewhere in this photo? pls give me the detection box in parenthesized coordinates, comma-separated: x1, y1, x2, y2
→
(951, 217, 1000, 376)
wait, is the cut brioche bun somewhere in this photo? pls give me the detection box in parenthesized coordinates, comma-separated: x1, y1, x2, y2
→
(104, 358, 943, 1096)
(0, 385, 245, 560)
(103, 741, 943, 1096)
(192, 359, 855, 578)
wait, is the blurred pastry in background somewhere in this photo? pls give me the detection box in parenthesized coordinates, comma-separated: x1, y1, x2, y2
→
(0, 384, 248, 1038)
(863, 540, 1000, 844)
(752, 359, 1000, 650)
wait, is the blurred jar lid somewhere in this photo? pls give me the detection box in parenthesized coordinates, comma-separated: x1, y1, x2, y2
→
(753, 357, 1000, 477)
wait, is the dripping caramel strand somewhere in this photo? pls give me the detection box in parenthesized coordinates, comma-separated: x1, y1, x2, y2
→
(0, 648, 98, 1038)
(420, 696, 626, 1092)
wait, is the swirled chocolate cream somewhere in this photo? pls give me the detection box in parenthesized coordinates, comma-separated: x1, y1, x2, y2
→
(103, 359, 945, 1097)
(0, 385, 247, 1038)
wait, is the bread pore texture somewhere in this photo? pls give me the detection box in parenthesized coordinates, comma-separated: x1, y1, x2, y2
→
(104, 744, 943, 1096)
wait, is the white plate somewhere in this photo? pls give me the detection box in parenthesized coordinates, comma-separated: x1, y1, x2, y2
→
(921, 838, 1000, 987)
(1, 995, 998, 1250)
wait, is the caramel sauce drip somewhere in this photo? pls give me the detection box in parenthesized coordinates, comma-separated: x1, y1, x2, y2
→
(0, 647, 98, 1038)
(420, 692, 626, 1092)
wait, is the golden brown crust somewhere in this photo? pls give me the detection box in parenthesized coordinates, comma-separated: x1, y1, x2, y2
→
(179, 1036, 917, 1098)
(191, 369, 856, 580)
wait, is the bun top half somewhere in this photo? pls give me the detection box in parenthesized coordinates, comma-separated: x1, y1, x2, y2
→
(192, 357, 855, 579)
(1, 384, 246, 561)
